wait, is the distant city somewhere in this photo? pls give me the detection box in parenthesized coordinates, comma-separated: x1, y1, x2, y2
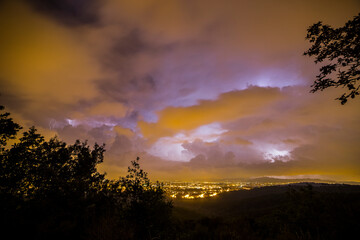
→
(161, 178, 358, 199)
(162, 180, 288, 199)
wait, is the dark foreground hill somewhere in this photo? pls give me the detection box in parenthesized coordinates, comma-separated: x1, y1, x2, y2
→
(171, 183, 360, 240)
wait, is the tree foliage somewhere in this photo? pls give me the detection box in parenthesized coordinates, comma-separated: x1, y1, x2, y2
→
(1, 127, 106, 200)
(0, 105, 172, 240)
(0, 105, 22, 149)
(304, 13, 360, 104)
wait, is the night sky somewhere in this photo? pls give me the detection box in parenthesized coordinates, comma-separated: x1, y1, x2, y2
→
(1, 0, 359, 181)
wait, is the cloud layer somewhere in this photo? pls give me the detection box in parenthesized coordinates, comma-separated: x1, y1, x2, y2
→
(1, 0, 359, 181)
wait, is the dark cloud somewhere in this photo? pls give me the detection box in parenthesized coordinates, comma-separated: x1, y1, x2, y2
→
(96, 75, 157, 113)
(109, 135, 133, 155)
(113, 29, 148, 57)
(24, 0, 101, 26)
(56, 124, 111, 146)
(0, 81, 29, 114)
(88, 125, 113, 143)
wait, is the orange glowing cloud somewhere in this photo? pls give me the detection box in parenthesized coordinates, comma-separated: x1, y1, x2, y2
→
(0, 1, 103, 108)
(139, 86, 283, 141)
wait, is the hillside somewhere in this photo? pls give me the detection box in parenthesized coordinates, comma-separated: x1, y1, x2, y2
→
(171, 183, 360, 239)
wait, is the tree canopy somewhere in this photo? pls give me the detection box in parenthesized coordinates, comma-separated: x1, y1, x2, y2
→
(0, 105, 22, 149)
(0, 105, 172, 240)
(304, 13, 360, 104)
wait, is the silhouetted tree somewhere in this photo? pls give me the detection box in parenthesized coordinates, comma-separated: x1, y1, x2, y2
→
(0, 106, 172, 240)
(304, 13, 360, 104)
(0, 105, 22, 150)
(1, 126, 105, 201)
(87, 157, 173, 240)
(120, 157, 173, 239)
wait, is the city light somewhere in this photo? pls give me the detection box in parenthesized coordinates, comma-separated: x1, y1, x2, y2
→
(162, 180, 299, 200)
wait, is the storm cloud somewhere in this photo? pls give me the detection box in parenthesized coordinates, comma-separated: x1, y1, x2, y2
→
(1, 0, 359, 181)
